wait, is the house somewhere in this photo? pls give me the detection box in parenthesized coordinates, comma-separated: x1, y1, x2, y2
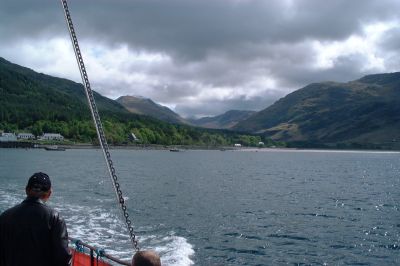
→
(0, 133, 17, 142)
(40, 133, 64, 141)
(234, 143, 242, 147)
(258, 141, 264, 146)
(17, 133, 35, 140)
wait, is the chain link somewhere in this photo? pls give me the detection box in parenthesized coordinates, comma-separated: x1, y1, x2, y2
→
(60, 0, 139, 251)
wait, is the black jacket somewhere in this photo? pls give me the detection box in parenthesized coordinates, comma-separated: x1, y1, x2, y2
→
(0, 197, 72, 266)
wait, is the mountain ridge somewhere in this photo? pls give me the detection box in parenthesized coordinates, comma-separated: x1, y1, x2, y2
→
(0, 56, 267, 146)
(116, 95, 187, 124)
(234, 72, 400, 148)
(189, 110, 256, 129)
(2, 56, 399, 149)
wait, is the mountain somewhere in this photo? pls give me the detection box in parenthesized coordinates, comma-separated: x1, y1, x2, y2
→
(234, 72, 400, 148)
(190, 110, 256, 129)
(0, 57, 130, 122)
(116, 95, 187, 124)
(0, 57, 268, 147)
(0, 56, 152, 143)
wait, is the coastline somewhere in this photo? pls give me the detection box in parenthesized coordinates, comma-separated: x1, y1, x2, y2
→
(1, 141, 399, 153)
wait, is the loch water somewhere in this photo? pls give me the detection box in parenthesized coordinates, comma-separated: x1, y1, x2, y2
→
(0, 148, 399, 265)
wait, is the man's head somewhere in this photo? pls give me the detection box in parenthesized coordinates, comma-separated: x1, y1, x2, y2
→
(131, 250, 161, 266)
(25, 172, 52, 201)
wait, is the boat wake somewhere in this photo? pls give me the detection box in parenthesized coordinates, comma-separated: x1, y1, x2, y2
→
(0, 189, 194, 266)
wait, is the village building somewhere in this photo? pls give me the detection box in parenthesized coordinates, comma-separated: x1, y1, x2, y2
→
(17, 133, 36, 140)
(40, 133, 65, 141)
(0, 133, 17, 142)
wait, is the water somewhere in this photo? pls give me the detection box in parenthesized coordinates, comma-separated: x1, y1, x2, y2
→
(0, 148, 399, 265)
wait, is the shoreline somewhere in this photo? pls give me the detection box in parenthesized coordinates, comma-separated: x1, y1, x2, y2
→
(0, 142, 399, 153)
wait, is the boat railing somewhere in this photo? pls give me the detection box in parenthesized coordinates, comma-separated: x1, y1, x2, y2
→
(69, 237, 131, 266)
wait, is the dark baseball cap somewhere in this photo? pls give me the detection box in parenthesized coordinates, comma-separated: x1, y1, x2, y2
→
(26, 172, 52, 192)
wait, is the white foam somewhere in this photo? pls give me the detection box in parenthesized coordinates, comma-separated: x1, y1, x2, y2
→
(135, 231, 194, 266)
(56, 202, 132, 256)
(57, 202, 194, 265)
(0, 190, 195, 265)
(0, 189, 23, 209)
(157, 234, 195, 266)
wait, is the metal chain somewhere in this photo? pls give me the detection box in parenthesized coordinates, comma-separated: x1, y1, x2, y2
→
(60, 0, 139, 251)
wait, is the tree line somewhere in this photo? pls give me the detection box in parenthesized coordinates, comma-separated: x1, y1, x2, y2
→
(0, 118, 285, 147)
(0, 57, 285, 147)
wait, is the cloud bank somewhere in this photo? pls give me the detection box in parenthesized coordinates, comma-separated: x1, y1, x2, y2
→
(1, 0, 399, 117)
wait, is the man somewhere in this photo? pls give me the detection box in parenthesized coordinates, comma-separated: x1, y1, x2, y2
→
(0, 172, 72, 266)
(131, 250, 161, 266)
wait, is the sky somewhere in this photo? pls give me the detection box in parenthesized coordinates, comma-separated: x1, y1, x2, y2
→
(1, 0, 399, 118)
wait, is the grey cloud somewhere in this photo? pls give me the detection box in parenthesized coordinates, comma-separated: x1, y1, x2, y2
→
(316, 55, 376, 82)
(0, 1, 63, 43)
(147, 41, 317, 90)
(2, 0, 400, 59)
(273, 54, 373, 88)
(380, 27, 400, 52)
(377, 27, 400, 71)
(148, 83, 202, 103)
(1, 0, 399, 117)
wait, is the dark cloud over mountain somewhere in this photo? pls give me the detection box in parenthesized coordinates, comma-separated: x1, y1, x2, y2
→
(1, 0, 399, 117)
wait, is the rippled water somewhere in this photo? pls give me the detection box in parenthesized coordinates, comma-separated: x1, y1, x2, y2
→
(0, 148, 399, 265)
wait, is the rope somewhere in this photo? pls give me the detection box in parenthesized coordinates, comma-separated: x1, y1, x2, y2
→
(60, 0, 139, 251)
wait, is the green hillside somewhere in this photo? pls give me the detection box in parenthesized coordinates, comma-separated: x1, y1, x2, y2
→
(0, 57, 128, 124)
(234, 73, 400, 149)
(0, 57, 270, 147)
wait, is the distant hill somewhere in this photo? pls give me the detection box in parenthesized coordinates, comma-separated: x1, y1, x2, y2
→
(116, 95, 187, 124)
(0, 57, 268, 146)
(0, 57, 131, 124)
(234, 72, 400, 149)
(190, 110, 256, 129)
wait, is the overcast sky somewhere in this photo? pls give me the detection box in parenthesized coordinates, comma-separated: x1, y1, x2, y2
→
(1, 0, 399, 118)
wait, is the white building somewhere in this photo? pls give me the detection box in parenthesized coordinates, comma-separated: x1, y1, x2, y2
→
(234, 143, 242, 147)
(40, 133, 64, 141)
(258, 141, 264, 146)
(17, 133, 35, 140)
(0, 133, 17, 142)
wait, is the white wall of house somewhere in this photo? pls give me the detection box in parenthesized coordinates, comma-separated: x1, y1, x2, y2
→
(0, 133, 17, 142)
(40, 133, 64, 141)
(17, 133, 35, 140)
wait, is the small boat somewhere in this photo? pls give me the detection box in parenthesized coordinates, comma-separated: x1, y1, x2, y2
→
(169, 148, 180, 152)
(44, 145, 66, 151)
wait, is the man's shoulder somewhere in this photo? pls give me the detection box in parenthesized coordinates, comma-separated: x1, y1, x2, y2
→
(2, 200, 57, 217)
(1, 200, 64, 225)
(23, 198, 57, 213)
(0, 203, 22, 218)
(40, 204, 64, 224)
(34, 202, 61, 219)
